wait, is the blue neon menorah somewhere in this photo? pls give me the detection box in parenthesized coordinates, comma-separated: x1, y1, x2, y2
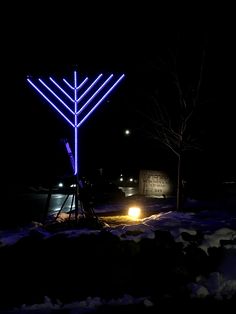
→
(27, 71, 125, 176)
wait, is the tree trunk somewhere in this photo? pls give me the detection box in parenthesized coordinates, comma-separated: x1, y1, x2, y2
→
(176, 154, 182, 211)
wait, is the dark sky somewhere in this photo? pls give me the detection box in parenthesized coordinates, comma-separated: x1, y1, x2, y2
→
(2, 4, 236, 188)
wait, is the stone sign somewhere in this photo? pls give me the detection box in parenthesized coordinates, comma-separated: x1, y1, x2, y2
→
(139, 169, 173, 197)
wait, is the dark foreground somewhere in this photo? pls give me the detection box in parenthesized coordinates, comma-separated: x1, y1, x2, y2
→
(3, 299, 236, 313)
(1, 217, 236, 313)
(1, 189, 236, 312)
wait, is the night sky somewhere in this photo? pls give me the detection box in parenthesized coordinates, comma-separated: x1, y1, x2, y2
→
(2, 4, 236, 191)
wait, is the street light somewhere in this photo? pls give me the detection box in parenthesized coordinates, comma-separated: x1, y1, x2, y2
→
(124, 129, 131, 136)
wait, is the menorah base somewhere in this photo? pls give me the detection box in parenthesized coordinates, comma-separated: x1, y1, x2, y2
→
(55, 179, 100, 225)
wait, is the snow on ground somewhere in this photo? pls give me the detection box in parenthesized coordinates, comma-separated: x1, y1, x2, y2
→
(1, 196, 236, 312)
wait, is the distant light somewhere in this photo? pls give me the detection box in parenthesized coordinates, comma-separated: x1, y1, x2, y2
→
(58, 182, 63, 187)
(119, 177, 124, 182)
(128, 206, 141, 219)
(124, 129, 130, 135)
(129, 177, 133, 182)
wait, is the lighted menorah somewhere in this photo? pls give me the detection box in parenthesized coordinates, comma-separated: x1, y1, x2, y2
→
(27, 70, 125, 176)
(27, 70, 125, 221)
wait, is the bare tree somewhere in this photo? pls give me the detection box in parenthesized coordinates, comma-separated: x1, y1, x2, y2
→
(144, 48, 205, 211)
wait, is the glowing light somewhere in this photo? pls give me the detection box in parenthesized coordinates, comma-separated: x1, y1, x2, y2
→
(49, 77, 74, 102)
(27, 70, 125, 176)
(63, 77, 89, 90)
(38, 79, 74, 114)
(128, 207, 141, 219)
(27, 79, 74, 127)
(76, 74, 113, 116)
(76, 74, 103, 105)
(77, 74, 125, 128)
(64, 139, 75, 173)
(124, 129, 130, 135)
